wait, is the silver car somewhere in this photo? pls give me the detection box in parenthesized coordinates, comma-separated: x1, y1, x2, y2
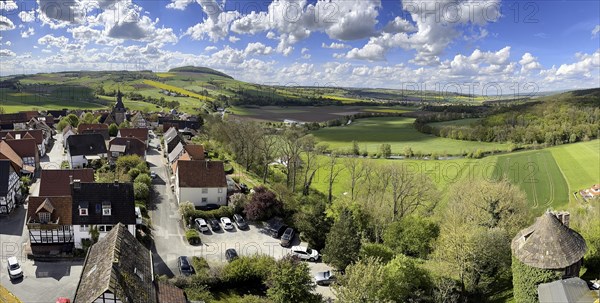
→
(314, 270, 336, 286)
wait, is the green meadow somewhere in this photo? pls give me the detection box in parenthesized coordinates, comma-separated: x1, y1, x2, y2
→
(312, 117, 510, 155)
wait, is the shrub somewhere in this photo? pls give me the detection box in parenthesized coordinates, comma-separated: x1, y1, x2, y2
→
(128, 168, 141, 180)
(134, 182, 150, 200)
(185, 229, 200, 245)
(222, 255, 276, 285)
(134, 174, 152, 187)
(383, 216, 439, 258)
(512, 257, 561, 303)
(244, 186, 283, 221)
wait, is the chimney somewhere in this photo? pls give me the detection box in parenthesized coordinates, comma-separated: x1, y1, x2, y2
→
(73, 179, 81, 190)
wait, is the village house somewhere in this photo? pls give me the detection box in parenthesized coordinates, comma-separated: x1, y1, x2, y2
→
(108, 137, 146, 162)
(74, 223, 156, 303)
(0, 159, 21, 214)
(0, 129, 48, 156)
(117, 128, 149, 148)
(66, 134, 107, 169)
(174, 160, 227, 207)
(4, 138, 39, 174)
(26, 196, 74, 255)
(70, 181, 136, 248)
(62, 125, 76, 148)
(38, 169, 95, 196)
(74, 223, 187, 303)
(77, 123, 110, 141)
(163, 127, 184, 155)
(130, 112, 147, 128)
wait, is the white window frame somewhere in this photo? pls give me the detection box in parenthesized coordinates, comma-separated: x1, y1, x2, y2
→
(79, 208, 88, 216)
(201, 188, 208, 194)
(39, 212, 51, 223)
(103, 208, 111, 216)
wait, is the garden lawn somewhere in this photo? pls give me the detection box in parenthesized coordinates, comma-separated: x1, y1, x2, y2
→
(312, 117, 510, 155)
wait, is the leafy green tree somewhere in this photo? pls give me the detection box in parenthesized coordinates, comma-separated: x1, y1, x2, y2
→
(128, 168, 141, 180)
(116, 155, 144, 173)
(80, 112, 97, 124)
(323, 210, 361, 270)
(293, 197, 332, 250)
(378, 143, 391, 158)
(134, 182, 149, 200)
(221, 255, 275, 285)
(89, 225, 100, 243)
(266, 256, 321, 303)
(383, 216, 439, 258)
(334, 255, 431, 303)
(108, 123, 118, 136)
(359, 243, 394, 263)
(134, 174, 152, 187)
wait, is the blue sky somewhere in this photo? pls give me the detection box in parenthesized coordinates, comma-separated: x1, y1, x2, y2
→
(0, 0, 599, 92)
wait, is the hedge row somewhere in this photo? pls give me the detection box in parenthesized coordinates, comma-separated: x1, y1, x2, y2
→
(184, 206, 235, 223)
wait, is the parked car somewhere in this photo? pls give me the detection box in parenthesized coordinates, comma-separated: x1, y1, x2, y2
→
(314, 270, 337, 286)
(177, 256, 194, 276)
(290, 246, 320, 262)
(194, 218, 209, 232)
(150, 171, 157, 179)
(265, 217, 287, 238)
(221, 217, 234, 230)
(7, 256, 23, 280)
(239, 183, 249, 193)
(209, 219, 221, 231)
(280, 227, 295, 247)
(233, 214, 248, 230)
(225, 248, 239, 262)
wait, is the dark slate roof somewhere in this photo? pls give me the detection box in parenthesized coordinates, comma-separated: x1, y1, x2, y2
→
(0, 160, 14, 195)
(39, 169, 95, 196)
(67, 134, 107, 157)
(163, 127, 179, 145)
(177, 160, 227, 188)
(74, 223, 156, 303)
(71, 182, 136, 225)
(538, 277, 598, 303)
(47, 110, 67, 119)
(511, 212, 588, 269)
(109, 137, 145, 158)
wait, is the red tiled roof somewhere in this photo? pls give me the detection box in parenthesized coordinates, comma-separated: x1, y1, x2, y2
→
(0, 130, 44, 145)
(156, 282, 186, 303)
(27, 196, 73, 225)
(39, 169, 95, 196)
(0, 141, 23, 170)
(77, 123, 108, 131)
(183, 144, 204, 160)
(5, 138, 38, 158)
(177, 160, 226, 188)
(118, 128, 149, 142)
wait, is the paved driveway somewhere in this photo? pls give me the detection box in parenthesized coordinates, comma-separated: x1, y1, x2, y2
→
(40, 133, 65, 169)
(147, 135, 336, 300)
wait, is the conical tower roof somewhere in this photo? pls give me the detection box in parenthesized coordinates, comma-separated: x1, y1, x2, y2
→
(511, 212, 587, 269)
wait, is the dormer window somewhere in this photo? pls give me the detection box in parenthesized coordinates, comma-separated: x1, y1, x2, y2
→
(38, 212, 50, 223)
(102, 201, 111, 216)
(79, 201, 89, 216)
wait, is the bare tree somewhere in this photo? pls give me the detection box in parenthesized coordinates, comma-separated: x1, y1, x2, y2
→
(280, 128, 304, 191)
(257, 133, 279, 183)
(343, 157, 366, 200)
(326, 153, 344, 204)
(388, 164, 437, 221)
(299, 135, 323, 196)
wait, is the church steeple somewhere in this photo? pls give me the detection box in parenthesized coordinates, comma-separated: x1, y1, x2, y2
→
(115, 89, 125, 110)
